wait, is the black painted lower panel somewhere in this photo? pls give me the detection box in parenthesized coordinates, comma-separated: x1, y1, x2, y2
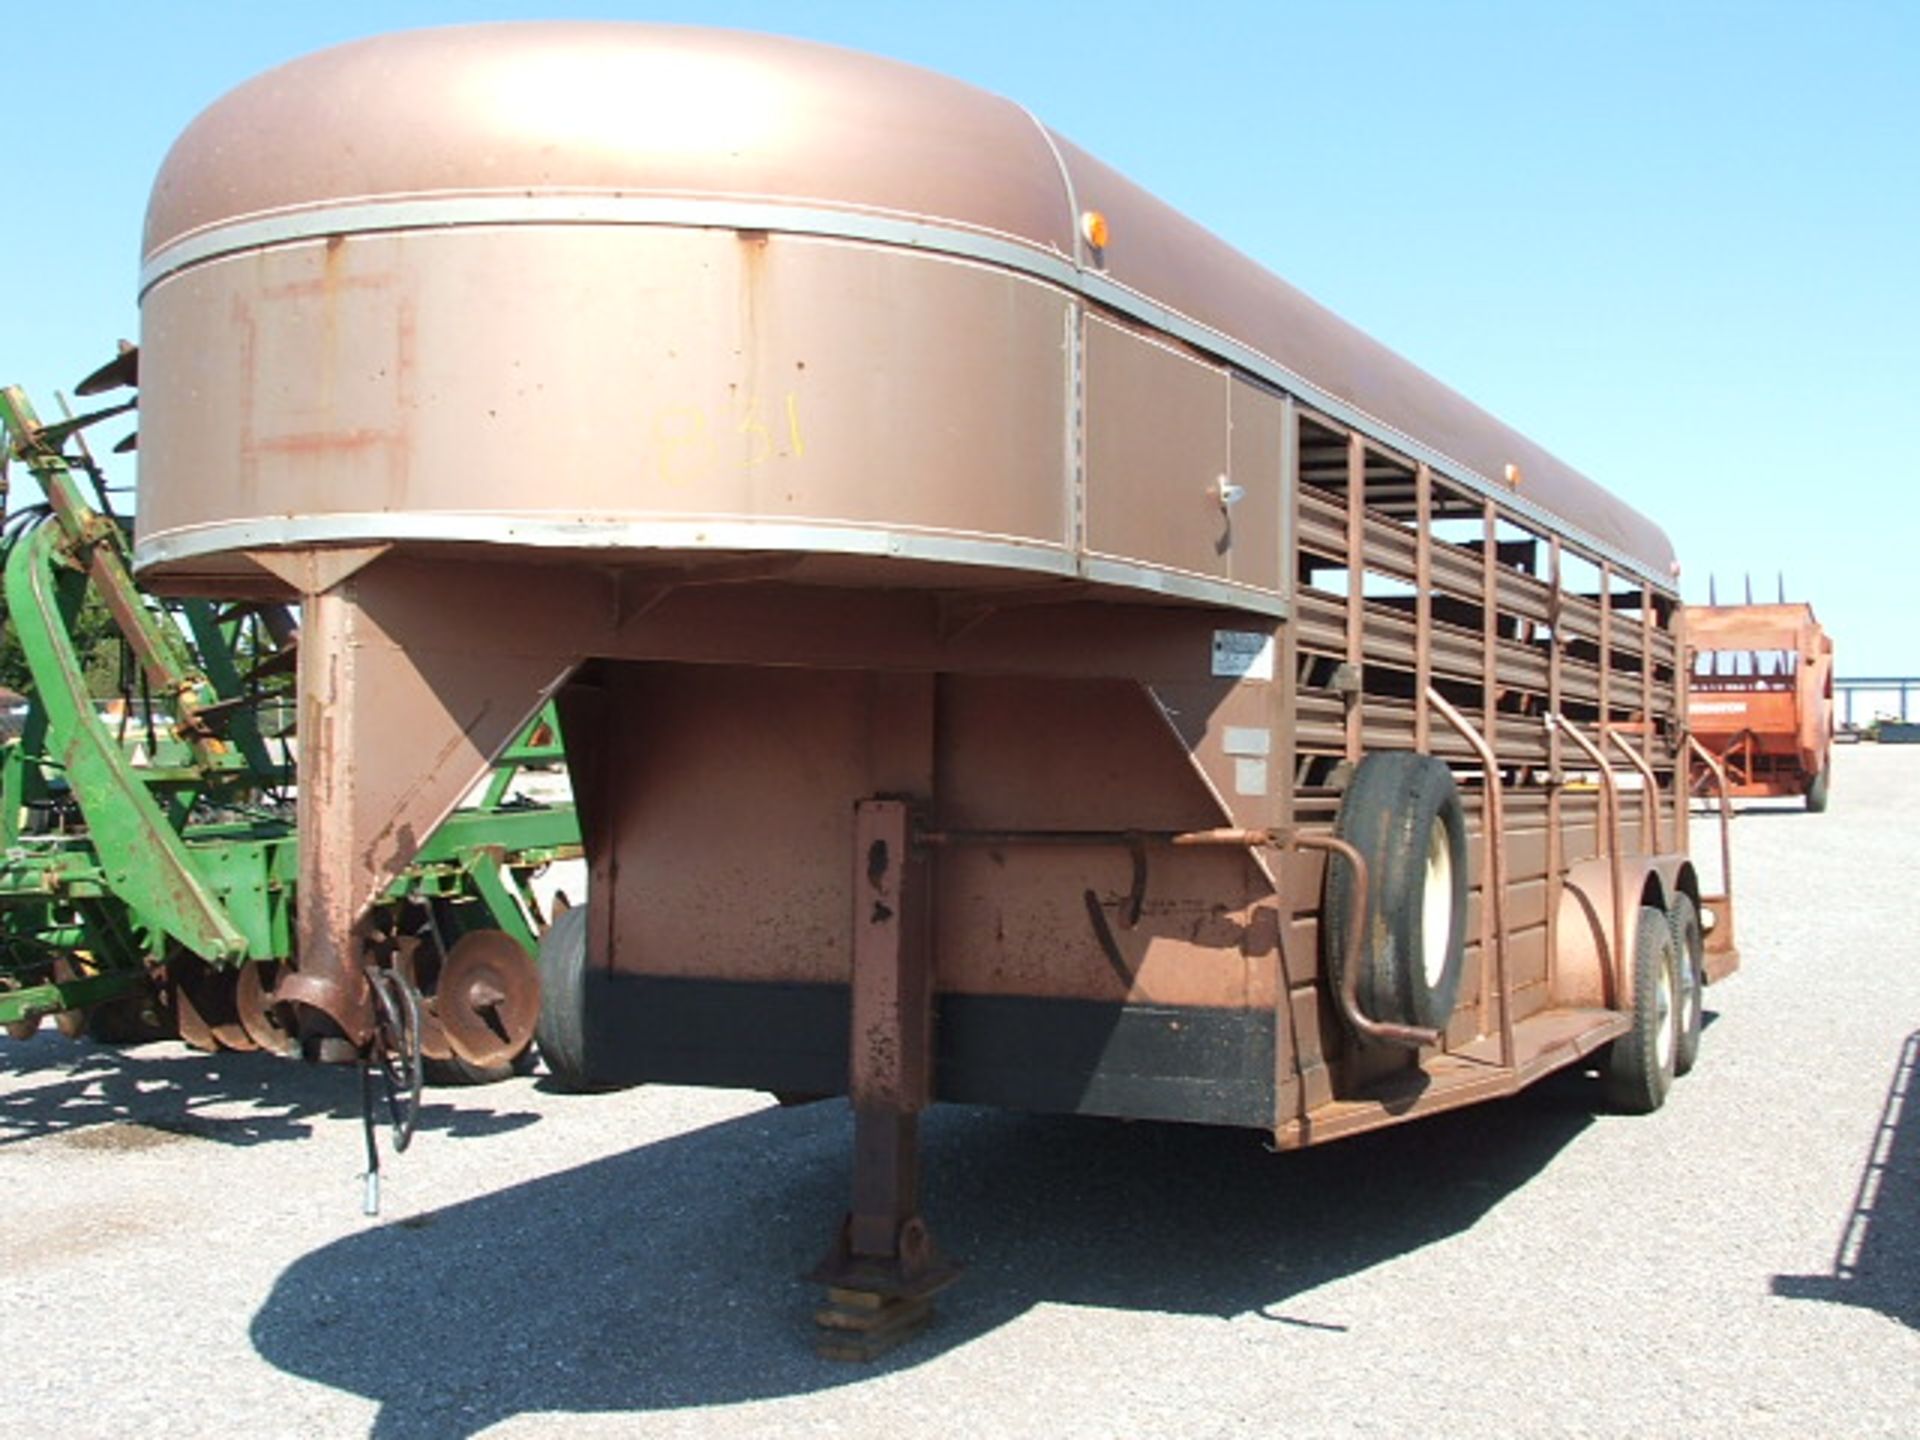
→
(937, 992, 1275, 1127)
(580, 974, 1276, 1128)
(583, 974, 850, 1095)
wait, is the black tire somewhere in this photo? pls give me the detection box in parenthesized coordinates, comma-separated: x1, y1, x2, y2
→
(1669, 892, 1704, 1078)
(1604, 904, 1680, 1113)
(1805, 766, 1830, 813)
(534, 905, 627, 1092)
(1324, 751, 1470, 1035)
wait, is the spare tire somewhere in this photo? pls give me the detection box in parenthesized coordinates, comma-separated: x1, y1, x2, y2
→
(1324, 751, 1470, 1036)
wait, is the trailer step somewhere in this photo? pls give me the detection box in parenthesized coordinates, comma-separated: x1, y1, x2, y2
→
(1274, 1006, 1628, 1147)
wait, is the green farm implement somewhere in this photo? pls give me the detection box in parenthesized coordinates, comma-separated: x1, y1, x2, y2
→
(0, 377, 578, 1081)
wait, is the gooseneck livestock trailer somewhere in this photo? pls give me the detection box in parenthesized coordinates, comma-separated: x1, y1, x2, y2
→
(132, 23, 1737, 1350)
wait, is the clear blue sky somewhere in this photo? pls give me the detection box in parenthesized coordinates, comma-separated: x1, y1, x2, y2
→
(8, 1, 1916, 677)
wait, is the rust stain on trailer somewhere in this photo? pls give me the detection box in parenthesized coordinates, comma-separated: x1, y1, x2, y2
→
(248, 428, 395, 455)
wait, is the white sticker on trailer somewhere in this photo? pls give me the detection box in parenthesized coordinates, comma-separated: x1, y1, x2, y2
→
(1212, 630, 1275, 680)
(1234, 758, 1269, 796)
(1223, 726, 1272, 757)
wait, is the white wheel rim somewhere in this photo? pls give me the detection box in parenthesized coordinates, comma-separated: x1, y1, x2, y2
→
(1420, 816, 1453, 989)
(1654, 940, 1677, 1072)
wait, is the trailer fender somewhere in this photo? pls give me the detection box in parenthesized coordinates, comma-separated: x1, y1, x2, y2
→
(1554, 856, 1673, 1014)
(1648, 855, 1694, 917)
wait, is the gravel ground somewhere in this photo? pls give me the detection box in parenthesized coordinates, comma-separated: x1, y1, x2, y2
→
(2, 744, 1916, 1438)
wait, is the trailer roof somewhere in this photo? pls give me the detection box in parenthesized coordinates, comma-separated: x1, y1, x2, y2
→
(144, 21, 1678, 587)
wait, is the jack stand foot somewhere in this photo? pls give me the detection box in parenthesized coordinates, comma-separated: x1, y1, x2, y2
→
(808, 1214, 961, 1361)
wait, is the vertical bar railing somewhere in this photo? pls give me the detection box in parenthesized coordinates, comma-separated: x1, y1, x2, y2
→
(1552, 713, 1627, 1001)
(1414, 462, 1432, 757)
(1427, 686, 1513, 1070)
(1686, 733, 1739, 962)
(1546, 536, 1565, 980)
(1607, 729, 1662, 855)
(1477, 501, 1499, 1037)
(1344, 433, 1365, 765)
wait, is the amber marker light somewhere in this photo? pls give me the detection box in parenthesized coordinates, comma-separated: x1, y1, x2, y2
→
(1080, 209, 1110, 250)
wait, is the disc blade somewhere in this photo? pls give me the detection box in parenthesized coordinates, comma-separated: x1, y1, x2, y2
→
(235, 962, 298, 1055)
(75, 340, 138, 396)
(436, 929, 540, 1069)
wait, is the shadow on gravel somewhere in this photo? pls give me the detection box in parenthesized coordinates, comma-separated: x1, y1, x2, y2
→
(253, 1086, 1592, 1436)
(0, 1036, 539, 1148)
(1772, 1029, 1919, 1329)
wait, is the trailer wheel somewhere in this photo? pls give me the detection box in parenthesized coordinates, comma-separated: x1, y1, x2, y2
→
(1603, 905, 1681, 1113)
(1669, 893, 1704, 1078)
(1325, 751, 1470, 1035)
(1805, 766, 1830, 813)
(534, 904, 627, 1092)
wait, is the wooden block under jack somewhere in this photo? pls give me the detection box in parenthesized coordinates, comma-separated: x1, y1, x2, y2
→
(823, 1286, 889, 1312)
(814, 1291, 935, 1360)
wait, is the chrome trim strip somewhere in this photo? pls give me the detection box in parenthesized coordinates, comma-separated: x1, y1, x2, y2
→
(134, 512, 1079, 580)
(1017, 108, 1085, 270)
(1079, 556, 1287, 620)
(134, 512, 1285, 617)
(141, 193, 1672, 591)
(140, 195, 1084, 296)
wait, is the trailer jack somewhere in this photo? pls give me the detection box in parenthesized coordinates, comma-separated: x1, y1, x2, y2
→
(807, 799, 959, 1359)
